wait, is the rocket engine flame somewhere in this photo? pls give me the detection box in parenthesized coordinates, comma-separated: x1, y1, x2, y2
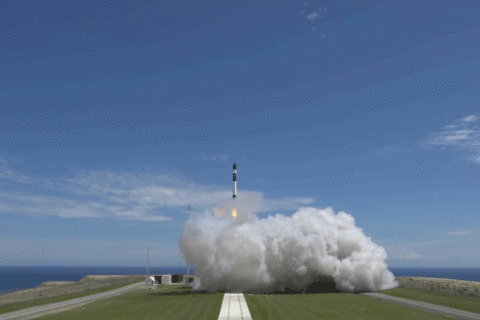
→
(231, 208, 238, 219)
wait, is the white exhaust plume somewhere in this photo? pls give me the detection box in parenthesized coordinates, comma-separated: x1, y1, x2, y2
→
(179, 196, 398, 293)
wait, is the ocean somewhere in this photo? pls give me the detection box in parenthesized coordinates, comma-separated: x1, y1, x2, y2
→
(0, 266, 479, 296)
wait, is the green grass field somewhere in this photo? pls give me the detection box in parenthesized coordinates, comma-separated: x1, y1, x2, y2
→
(379, 287, 480, 314)
(244, 292, 450, 320)
(0, 279, 144, 315)
(4, 281, 480, 320)
(34, 285, 223, 320)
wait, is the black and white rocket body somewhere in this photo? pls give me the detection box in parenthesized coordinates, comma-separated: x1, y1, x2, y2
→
(233, 163, 237, 199)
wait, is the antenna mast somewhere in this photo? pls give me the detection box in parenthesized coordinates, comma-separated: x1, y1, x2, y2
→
(186, 203, 190, 283)
(146, 246, 150, 276)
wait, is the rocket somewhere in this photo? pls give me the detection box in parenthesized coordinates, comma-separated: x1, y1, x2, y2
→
(233, 163, 237, 199)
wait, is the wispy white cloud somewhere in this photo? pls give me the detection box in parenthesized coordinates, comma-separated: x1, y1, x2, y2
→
(305, 12, 320, 21)
(442, 124, 457, 129)
(200, 153, 231, 162)
(0, 162, 315, 222)
(260, 196, 315, 212)
(428, 129, 475, 145)
(388, 241, 442, 249)
(424, 113, 480, 163)
(0, 192, 102, 218)
(0, 156, 30, 183)
(0, 236, 183, 266)
(409, 241, 443, 248)
(446, 231, 471, 235)
(299, 6, 327, 35)
(386, 241, 442, 260)
(463, 115, 478, 122)
(300, 7, 327, 22)
(391, 252, 424, 259)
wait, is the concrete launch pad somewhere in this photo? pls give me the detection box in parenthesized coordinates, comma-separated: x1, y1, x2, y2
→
(218, 293, 252, 320)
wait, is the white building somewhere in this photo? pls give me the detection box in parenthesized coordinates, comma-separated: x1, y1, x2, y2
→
(145, 276, 155, 286)
(161, 275, 171, 285)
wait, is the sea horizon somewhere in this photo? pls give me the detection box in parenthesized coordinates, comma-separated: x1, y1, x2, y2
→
(1, 266, 479, 296)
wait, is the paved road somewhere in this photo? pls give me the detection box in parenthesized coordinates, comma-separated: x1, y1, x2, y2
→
(0, 282, 145, 320)
(218, 293, 252, 320)
(359, 292, 480, 320)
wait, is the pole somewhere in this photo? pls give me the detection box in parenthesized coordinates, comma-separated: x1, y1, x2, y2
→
(146, 246, 150, 276)
(186, 203, 190, 283)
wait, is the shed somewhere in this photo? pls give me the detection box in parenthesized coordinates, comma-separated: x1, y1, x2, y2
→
(161, 275, 171, 285)
(145, 276, 155, 286)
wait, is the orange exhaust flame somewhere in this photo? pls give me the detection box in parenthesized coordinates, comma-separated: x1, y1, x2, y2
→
(231, 208, 238, 219)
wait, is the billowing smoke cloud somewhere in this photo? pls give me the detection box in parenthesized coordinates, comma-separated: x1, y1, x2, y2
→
(179, 196, 398, 293)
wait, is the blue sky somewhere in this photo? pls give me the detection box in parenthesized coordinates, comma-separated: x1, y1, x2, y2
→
(1, 0, 479, 268)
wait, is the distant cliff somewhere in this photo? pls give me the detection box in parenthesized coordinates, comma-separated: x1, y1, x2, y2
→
(395, 277, 480, 297)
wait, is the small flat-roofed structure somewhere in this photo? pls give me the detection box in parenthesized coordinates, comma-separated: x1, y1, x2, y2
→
(145, 276, 155, 286)
(161, 275, 171, 285)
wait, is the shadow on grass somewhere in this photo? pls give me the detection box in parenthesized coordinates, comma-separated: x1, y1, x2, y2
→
(178, 286, 195, 291)
(149, 288, 210, 297)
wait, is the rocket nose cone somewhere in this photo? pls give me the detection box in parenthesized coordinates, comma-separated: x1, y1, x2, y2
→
(233, 163, 236, 169)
